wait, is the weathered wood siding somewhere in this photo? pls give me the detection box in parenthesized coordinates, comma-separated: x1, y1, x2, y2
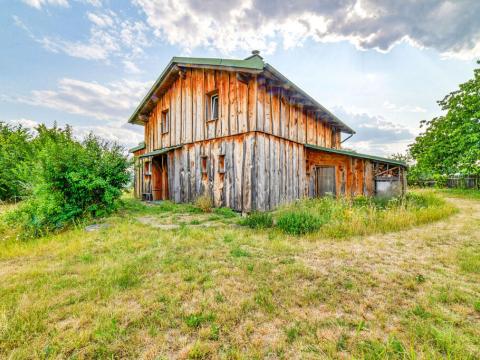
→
(134, 66, 395, 210)
(143, 69, 340, 153)
(306, 149, 375, 197)
(256, 80, 340, 148)
(163, 133, 256, 211)
(132, 148, 145, 198)
(144, 68, 254, 152)
(252, 133, 306, 211)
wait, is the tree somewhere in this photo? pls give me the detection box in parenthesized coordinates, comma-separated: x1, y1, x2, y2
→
(0, 122, 33, 201)
(8, 124, 131, 237)
(409, 61, 480, 176)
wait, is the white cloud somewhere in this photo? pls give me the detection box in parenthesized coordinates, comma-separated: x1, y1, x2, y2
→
(3, 117, 142, 147)
(383, 101, 427, 114)
(22, 0, 69, 9)
(11, 77, 151, 122)
(132, 0, 480, 59)
(4, 118, 40, 130)
(14, 10, 150, 70)
(87, 12, 113, 27)
(334, 107, 416, 156)
(123, 60, 142, 74)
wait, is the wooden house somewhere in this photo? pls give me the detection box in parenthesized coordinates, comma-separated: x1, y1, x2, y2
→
(129, 51, 406, 212)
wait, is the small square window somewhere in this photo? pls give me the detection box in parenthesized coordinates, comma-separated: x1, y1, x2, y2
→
(218, 154, 225, 173)
(161, 109, 169, 133)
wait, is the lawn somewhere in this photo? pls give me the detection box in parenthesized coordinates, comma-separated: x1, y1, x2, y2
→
(0, 190, 479, 359)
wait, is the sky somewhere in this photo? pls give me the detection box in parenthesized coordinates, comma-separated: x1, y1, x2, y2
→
(1, 0, 479, 156)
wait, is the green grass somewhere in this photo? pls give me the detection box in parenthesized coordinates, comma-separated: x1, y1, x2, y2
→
(266, 190, 458, 238)
(240, 211, 274, 229)
(437, 188, 480, 200)
(0, 191, 478, 358)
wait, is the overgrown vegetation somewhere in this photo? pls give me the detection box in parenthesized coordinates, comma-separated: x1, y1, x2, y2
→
(0, 122, 33, 201)
(276, 211, 323, 235)
(0, 190, 478, 358)
(242, 191, 456, 237)
(3, 124, 129, 238)
(240, 211, 274, 229)
(194, 194, 213, 213)
(408, 61, 480, 180)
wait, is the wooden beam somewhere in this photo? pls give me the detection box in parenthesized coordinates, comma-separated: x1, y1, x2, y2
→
(178, 68, 186, 79)
(236, 72, 251, 84)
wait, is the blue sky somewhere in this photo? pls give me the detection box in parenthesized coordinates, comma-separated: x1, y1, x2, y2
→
(1, 0, 479, 156)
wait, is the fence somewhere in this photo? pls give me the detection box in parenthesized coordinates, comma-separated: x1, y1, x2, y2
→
(414, 176, 479, 189)
(446, 176, 479, 189)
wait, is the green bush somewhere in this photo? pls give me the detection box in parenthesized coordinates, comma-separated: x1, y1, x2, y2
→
(241, 211, 273, 229)
(276, 211, 322, 235)
(8, 124, 129, 237)
(0, 122, 33, 201)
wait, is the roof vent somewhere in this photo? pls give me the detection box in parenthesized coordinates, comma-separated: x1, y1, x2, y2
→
(251, 50, 260, 56)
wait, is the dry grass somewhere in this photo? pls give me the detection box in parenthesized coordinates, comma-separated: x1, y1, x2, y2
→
(0, 191, 479, 359)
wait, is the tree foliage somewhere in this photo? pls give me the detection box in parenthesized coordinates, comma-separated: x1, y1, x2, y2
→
(409, 61, 480, 177)
(0, 122, 33, 201)
(5, 123, 130, 237)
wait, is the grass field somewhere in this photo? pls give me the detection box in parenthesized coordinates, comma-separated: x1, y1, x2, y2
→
(0, 190, 479, 359)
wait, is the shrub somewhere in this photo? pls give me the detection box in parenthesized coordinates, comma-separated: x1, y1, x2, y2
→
(276, 211, 322, 235)
(7, 125, 129, 237)
(0, 122, 33, 201)
(195, 194, 212, 213)
(241, 211, 273, 229)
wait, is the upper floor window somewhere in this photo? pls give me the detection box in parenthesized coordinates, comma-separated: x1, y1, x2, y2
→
(206, 91, 219, 121)
(161, 109, 169, 133)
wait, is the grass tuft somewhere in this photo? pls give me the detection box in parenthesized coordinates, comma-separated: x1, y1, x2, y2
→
(276, 211, 323, 235)
(240, 212, 273, 229)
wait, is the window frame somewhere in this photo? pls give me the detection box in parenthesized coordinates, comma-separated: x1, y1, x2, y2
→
(206, 90, 219, 122)
(161, 108, 169, 134)
(218, 154, 225, 174)
(200, 155, 208, 174)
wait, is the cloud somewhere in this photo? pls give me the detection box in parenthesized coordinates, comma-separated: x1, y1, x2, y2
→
(334, 107, 416, 156)
(9, 77, 151, 122)
(132, 0, 480, 58)
(4, 118, 40, 130)
(383, 101, 427, 114)
(3, 117, 142, 148)
(14, 10, 150, 70)
(22, 0, 69, 9)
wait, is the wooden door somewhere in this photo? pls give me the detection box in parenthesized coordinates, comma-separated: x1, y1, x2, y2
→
(152, 155, 169, 201)
(315, 166, 336, 197)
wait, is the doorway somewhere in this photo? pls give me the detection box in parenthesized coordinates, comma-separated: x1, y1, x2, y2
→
(152, 154, 169, 201)
(315, 166, 336, 197)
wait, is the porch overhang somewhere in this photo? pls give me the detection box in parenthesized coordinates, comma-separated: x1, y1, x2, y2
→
(305, 144, 407, 167)
(138, 145, 182, 159)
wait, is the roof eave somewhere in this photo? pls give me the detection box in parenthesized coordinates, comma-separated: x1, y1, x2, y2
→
(305, 144, 407, 167)
(263, 64, 355, 135)
(128, 56, 265, 125)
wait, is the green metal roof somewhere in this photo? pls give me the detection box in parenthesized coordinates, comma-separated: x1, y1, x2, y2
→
(127, 53, 354, 134)
(305, 144, 407, 167)
(171, 55, 264, 70)
(127, 55, 265, 125)
(138, 145, 182, 159)
(129, 142, 145, 153)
